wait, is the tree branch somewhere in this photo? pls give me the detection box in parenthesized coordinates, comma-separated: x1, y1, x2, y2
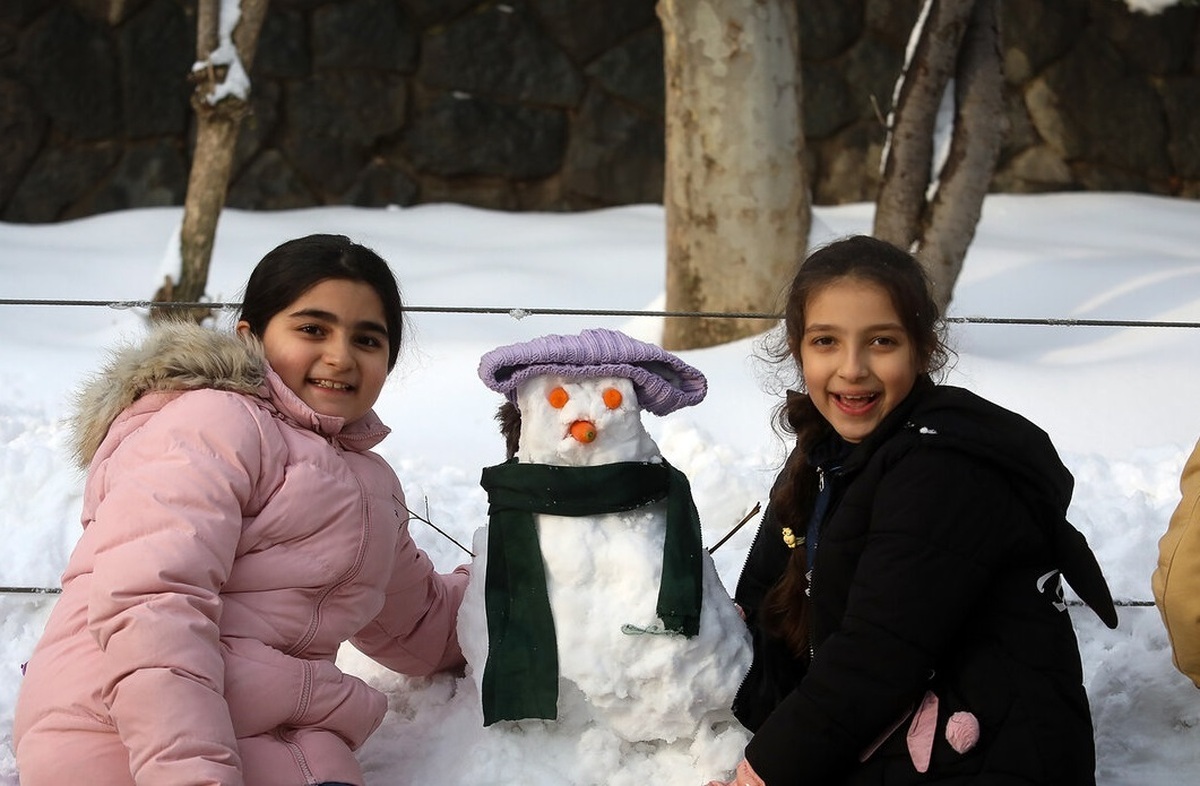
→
(921, 0, 1004, 309)
(874, 0, 974, 250)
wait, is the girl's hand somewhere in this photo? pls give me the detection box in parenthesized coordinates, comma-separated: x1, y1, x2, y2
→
(706, 759, 766, 786)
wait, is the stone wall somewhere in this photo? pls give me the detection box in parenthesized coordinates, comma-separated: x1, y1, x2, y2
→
(1, 0, 1197, 223)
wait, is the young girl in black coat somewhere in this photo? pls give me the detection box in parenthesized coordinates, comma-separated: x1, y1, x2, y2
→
(709, 235, 1117, 786)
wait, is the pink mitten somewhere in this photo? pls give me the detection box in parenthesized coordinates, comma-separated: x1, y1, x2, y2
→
(734, 759, 766, 786)
(906, 690, 939, 773)
(945, 711, 980, 753)
(705, 759, 766, 786)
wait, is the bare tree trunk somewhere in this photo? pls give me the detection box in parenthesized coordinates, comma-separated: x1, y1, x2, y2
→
(658, 0, 810, 351)
(920, 0, 1003, 304)
(155, 0, 269, 321)
(873, 0, 973, 253)
(873, 0, 1003, 313)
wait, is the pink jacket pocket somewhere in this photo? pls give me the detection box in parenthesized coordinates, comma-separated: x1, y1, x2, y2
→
(293, 658, 387, 750)
(906, 690, 940, 773)
(222, 638, 385, 748)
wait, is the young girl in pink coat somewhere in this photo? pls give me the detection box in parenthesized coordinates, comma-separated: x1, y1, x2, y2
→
(14, 234, 470, 786)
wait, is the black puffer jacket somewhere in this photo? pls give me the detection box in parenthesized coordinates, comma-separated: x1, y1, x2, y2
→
(733, 380, 1117, 785)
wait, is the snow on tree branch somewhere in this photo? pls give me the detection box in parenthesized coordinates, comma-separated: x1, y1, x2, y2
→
(192, 0, 251, 104)
(1123, 0, 1190, 13)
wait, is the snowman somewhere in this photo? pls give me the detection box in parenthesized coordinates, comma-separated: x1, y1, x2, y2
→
(458, 328, 752, 760)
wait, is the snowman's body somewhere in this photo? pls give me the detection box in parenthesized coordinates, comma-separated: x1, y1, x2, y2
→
(459, 373, 752, 744)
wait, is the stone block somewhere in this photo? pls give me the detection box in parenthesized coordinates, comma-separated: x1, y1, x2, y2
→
(419, 1, 584, 107)
(0, 75, 46, 210)
(117, 0, 192, 138)
(404, 91, 566, 179)
(561, 86, 662, 205)
(313, 0, 418, 73)
(2, 142, 119, 222)
(585, 24, 663, 116)
(20, 4, 120, 139)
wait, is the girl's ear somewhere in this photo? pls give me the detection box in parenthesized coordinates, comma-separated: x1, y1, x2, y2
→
(236, 320, 252, 338)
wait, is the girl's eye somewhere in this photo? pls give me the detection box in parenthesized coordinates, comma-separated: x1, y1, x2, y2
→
(547, 387, 569, 409)
(602, 388, 623, 409)
(810, 335, 834, 347)
(298, 324, 324, 336)
(356, 335, 384, 349)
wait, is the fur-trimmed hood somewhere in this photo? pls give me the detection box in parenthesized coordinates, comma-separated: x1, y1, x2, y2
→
(70, 322, 267, 467)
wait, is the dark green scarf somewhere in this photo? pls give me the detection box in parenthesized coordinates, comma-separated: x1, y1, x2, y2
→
(478, 458, 704, 725)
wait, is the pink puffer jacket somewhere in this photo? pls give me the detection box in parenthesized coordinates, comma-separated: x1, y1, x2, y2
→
(13, 324, 469, 786)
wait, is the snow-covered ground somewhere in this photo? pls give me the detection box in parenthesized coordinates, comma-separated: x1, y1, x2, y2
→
(2, 192, 1199, 783)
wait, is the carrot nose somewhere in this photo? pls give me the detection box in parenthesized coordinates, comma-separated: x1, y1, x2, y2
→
(569, 420, 597, 443)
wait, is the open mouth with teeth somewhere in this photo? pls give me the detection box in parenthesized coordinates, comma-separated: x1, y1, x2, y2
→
(832, 392, 879, 414)
(310, 378, 354, 391)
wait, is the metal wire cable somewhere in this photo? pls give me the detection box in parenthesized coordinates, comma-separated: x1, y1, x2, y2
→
(2, 298, 1199, 328)
(0, 586, 1159, 606)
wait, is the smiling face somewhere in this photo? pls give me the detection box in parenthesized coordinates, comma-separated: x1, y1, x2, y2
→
(798, 277, 921, 443)
(240, 278, 390, 424)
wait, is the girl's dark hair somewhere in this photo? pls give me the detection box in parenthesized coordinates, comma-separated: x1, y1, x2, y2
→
(238, 234, 405, 371)
(760, 235, 950, 657)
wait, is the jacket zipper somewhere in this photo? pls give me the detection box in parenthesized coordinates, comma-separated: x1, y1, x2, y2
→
(277, 727, 319, 785)
(807, 462, 847, 661)
(807, 467, 825, 661)
(280, 467, 371, 784)
(287, 465, 373, 657)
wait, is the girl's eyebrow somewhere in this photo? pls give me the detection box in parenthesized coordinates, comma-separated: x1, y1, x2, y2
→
(288, 308, 388, 337)
(804, 321, 905, 333)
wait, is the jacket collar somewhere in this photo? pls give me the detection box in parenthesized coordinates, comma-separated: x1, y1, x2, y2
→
(815, 375, 934, 476)
(71, 322, 390, 464)
(263, 366, 390, 451)
(815, 374, 1073, 510)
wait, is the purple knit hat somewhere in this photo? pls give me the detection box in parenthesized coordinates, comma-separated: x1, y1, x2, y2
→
(478, 328, 707, 416)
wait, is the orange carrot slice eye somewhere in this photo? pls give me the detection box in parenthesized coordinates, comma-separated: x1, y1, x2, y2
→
(548, 386, 569, 409)
(569, 420, 597, 443)
(602, 388, 623, 409)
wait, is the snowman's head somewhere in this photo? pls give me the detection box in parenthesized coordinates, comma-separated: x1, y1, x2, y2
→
(511, 374, 659, 466)
(479, 328, 708, 466)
